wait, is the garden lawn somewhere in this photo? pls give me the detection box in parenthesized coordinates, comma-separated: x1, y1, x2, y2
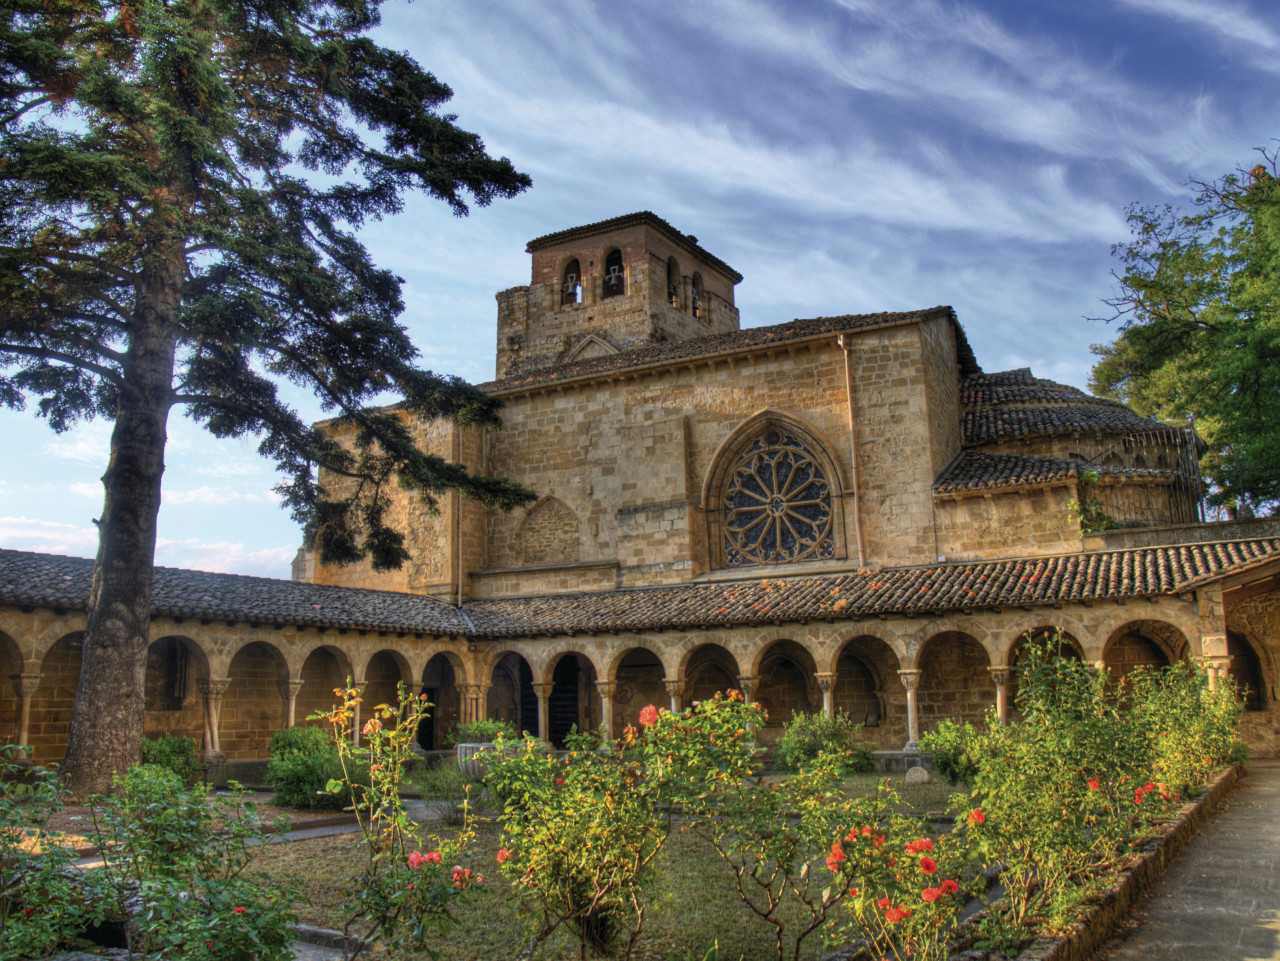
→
(256, 819, 836, 961)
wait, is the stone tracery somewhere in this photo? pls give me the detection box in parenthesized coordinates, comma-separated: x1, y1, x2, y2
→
(723, 431, 835, 566)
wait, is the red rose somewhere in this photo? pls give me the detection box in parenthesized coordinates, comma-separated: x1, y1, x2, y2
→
(922, 887, 941, 903)
(233, 906, 247, 915)
(877, 897, 891, 910)
(1144, 781, 1155, 793)
(919, 856, 937, 875)
(968, 809, 985, 825)
(496, 847, 511, 864)
(1088, 777, 1100, 791)
(885, 907, 904, 924)
(941, 879, 959, 894)
(639, 705, 659, 727)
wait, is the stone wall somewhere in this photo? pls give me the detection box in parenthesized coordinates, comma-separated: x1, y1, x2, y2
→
(916, 633, 996, 735)
(28, 634, 80, 766)
(934, 486, 1082, 561)
(223, 642, 287, 760)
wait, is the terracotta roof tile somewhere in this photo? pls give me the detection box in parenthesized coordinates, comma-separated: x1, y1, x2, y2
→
(481, 306, 980, 393)
(963, 404, 1163, 445)
(460, 539, 1280, 636)
(0, 550, 469, 635)
(934, 451, 1171, 493)
(7, 540, 1274, 639)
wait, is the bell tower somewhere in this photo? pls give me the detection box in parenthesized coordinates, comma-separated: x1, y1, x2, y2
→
(494, 212, 742, 379)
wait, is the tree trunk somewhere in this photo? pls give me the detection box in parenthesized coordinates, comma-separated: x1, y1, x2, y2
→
(60, 256, 180, 798)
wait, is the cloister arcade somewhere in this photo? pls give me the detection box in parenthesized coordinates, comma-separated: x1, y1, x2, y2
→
(0, 588, 1270, 767)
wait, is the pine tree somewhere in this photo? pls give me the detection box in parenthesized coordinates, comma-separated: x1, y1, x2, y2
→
(0, 1, 535, 795)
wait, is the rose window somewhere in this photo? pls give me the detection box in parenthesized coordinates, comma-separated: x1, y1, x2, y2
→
(723, 431, 834, 565)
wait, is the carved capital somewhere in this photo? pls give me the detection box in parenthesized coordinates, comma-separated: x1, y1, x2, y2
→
(814, 671, 835, 693)
(897, 670, 922, 694)
(279, 678, 305, 701)
(14, 672, 41, 699)
(736, 675, 758, 699)
(987, 667, 1011, 689)
(595, 681, 617, 699)
(663, 678, 683, 698)
(198, 676, 231, 699)
(531, 682, 554, 700)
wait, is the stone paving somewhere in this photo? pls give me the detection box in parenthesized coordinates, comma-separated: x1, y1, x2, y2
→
(1094, 758, 1280, 961)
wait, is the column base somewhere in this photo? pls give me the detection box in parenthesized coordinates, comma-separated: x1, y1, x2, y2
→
(902, 740, 919, 754)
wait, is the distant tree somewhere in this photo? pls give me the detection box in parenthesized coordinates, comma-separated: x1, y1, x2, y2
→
(1090, 147, 1280, 515)
(0, 1, 536, 796)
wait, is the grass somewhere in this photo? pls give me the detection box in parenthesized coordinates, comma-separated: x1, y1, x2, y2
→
(251, 771, 969, 960)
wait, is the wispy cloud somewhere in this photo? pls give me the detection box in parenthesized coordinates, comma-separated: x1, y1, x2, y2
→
(162, 486, 278, 506)
(155, 538, 296, 578)
(1115, 0, 1279, 50)
(41, 421, 111, 463)
(0, 517, 98, 556)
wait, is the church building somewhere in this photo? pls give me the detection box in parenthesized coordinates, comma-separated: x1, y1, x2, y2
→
(2, 212, 1279, 769)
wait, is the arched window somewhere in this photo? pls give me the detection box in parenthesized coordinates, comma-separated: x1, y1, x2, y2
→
(561, 258, 581, 306)
(602, 248, 624, 299)
(666, 257, 680, 307)
(722, 430, 835, 566)
(691, 272, 705, 320)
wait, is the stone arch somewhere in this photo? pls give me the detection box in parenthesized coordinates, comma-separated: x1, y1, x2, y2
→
(754, 639, 819, 739)
(612, 648, 666, 736)
(0, 631, 23, 746)
(224, 641, 290, 760)
(680, 643, 741, 704)
(602, 247, 624, 298)
(917, 631, 995, 735)
(1227, 631, 1268, 712)
(702, 411, 846, 571)
(361, 649, 412, 719)
(833, 635, 903, 749)
(295, 645, 355, 730)
(1005, 627, 1085, 721)
(666, 256, 681, 307)
(519, 496, 581, 567)
(30, 632, 84, 765)
(420, 652, 465, 751)
(543, 651, 600, 748)
(1102, 620, 1187, 685)
(487, 652, 537, 736)
(143, 636, 209, 749)
(560, 257, 582, 305)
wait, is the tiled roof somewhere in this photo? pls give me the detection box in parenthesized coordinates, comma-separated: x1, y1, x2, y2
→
(960, 369, 1165, 445)
(524, 211, 744, 283)
(963, 404, 1164, 445)
(481, 307, 981, 393)
(7, 540, 1275, 638)
(934, 451, 1172, 493)
(961, 369, 1129, 408)
(0, 550, 469, 635)
(462, 539, 1280, 635)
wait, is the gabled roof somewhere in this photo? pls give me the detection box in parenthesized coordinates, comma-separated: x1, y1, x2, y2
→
(5, 540, 1277, 639)
(481, 306, 980, 393)
(0, 550, 469, 635)
(525, 211, 744, 283)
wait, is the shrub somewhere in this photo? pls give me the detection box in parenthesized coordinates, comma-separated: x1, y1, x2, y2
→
(266, 725, 354, 810)
(771, 710, 873, 774)
(140, 732, 202, 783)
(446, 716, 517, 745)
(317, 684, 480, 960)
(90, 764, 297, 960)
(0, 746, 104, 958)
(919, 718, 982, 785)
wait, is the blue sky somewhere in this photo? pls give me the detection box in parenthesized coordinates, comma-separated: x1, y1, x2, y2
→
(3, 0, 1278, 577)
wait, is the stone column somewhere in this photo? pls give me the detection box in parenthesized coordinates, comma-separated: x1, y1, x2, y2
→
(596, 681, 617, 739)
(1203, 655, 1233, 690)
(279, 678, 305, 728)
(815, 672, 835, 717)
(898, 670, 922, 752)
(737, 675, 757, 702)
(350, 682, 366, 746)
(457, 684, 482, 725)
(988, 667, 1010, 724)
(198, 677, 231, 762)
(13, 672, 41, 761)
(532, 682, 553, 742)
(663, 678, 683, 714)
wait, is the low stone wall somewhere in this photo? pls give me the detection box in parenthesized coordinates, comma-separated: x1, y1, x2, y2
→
(1013, 763, 1242, 961)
